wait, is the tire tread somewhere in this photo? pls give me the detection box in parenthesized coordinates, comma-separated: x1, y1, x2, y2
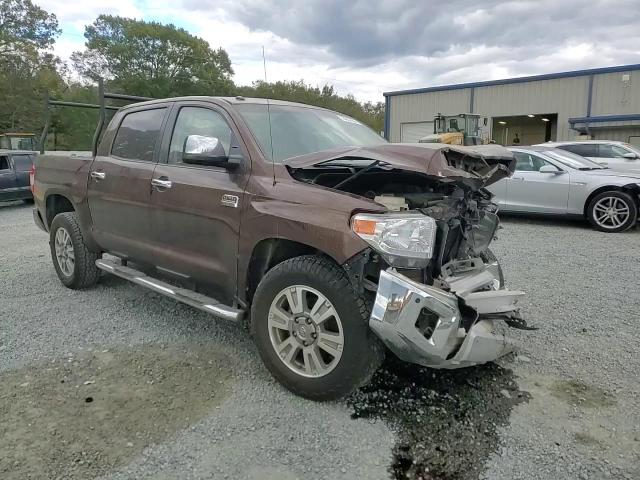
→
(50, 212, 100, 289)
(251, 254, 384, 400)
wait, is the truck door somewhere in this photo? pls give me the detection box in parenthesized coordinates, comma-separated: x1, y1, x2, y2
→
(0, 154, 17, 201)
(87, 105, 169, 262)
(149, 102, 250, 305)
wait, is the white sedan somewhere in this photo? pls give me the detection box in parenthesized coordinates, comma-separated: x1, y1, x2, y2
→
(537, 140, 640, 173)
(487, 146, 640, 232)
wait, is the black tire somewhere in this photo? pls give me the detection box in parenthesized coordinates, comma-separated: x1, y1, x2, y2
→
(586, 190, 638, 233)
(251, 255, 384, 401)
(49, 212, 101, 289)
(480, 248, 504, 288)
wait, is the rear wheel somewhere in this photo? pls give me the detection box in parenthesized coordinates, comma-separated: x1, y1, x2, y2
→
(50, 212, 101, 289)
(251, 255, 383, 400)
(587, 191, 637, 232)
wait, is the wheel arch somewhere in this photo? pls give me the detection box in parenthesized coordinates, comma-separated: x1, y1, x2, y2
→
(583, 184, 640, 217)
(45, 193, 75, 228)
(245, 238, 336, 305)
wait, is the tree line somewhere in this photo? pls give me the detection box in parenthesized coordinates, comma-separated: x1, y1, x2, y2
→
(0, 0, 385, 151)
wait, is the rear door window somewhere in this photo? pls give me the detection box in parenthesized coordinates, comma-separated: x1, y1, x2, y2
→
(0, 156, 9, 170)
(12, 154, 33, 171)
(597, 144, 630, 158)
(557, 144, 598, 157)
(111, 108, 166, 161)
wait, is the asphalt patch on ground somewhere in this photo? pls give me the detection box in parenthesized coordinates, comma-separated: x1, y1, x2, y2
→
(348, 357, 530, 480)
(0, 344, 234, 479)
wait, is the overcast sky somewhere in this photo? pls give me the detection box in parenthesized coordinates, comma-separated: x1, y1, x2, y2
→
(39, 0, 640, 102)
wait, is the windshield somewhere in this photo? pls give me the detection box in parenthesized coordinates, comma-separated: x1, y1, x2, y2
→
(541, 148, 606, 170)
(235, 104, 386, 163)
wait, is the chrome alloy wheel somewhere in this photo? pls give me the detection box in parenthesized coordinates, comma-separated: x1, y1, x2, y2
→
(267, 285, 344, 378)
(54, 227, 75, 276)
(593, 196, 631, 229)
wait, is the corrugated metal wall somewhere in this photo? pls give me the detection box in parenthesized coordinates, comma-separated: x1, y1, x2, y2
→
(388, 89, 470, 142)
(473, 77, 587, 141)
(593, 128, 640, 143)
(387, 67, 640, 143)
(591, 71, 640, 115)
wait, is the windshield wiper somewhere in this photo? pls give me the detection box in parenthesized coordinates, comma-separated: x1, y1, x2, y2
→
(332, 160, 387, 190)
(578, 167, 605, 170)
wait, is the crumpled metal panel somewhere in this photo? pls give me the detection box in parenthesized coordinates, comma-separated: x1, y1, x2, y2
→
(369, 267, 521, 369)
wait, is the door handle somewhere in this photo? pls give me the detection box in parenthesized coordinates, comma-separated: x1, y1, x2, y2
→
(90, 171, 106, 180)
(512, 176, 525, 181)
(151, 178, 172, 190)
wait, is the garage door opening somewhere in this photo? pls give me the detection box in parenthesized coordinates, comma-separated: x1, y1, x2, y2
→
(491, 114, 557, 146)
(400, 121, 434, 143)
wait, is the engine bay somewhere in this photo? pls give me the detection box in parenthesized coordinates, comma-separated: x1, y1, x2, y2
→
(288, 164, 501, 284)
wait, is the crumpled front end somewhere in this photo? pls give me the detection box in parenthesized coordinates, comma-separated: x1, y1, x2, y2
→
(369, 257, 524, 369)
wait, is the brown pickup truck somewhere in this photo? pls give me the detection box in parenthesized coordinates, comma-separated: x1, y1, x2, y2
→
(32, 96, 529, 400)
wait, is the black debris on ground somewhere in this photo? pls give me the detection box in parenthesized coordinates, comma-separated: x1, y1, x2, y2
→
(348, 357, 530, 480)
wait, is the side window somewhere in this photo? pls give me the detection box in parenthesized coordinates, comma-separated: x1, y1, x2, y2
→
(0, 156, 9, 170)
(168, 107, 232, 165)
(514, 152, 536, 171)
(597, 144, 629, 158)
(111, 108, 166, 161)
(12, 154, 33, 171)
(514, 152, 550, 171)
(558, 144, 597, 157)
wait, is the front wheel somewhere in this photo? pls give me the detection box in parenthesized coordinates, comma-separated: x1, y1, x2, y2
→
(587, 191, 637, 232)
(251, 255, 383, 400)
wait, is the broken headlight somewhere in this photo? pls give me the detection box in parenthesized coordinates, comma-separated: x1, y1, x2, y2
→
(351, 213, 437, 268)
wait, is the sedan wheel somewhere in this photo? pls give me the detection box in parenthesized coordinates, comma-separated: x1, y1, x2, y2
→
(587, 191, 637, 232)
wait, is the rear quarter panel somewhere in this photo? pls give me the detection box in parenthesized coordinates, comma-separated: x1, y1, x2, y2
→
(33, 153, 95, 238)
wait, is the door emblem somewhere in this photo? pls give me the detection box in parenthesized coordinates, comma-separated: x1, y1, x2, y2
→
(221, 194, 239, 208)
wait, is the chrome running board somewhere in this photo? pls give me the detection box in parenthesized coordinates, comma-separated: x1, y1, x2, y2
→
(95, 259, 244, 322)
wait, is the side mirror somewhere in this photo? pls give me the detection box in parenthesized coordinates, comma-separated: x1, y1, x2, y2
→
(622, 152, 638, 160)
(483, 117, 488, 126)
(539, 165, 563, 174)
(182, 135, 237, 168)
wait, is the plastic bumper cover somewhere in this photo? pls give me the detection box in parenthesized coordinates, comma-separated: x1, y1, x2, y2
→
(369, 268, 522, 369)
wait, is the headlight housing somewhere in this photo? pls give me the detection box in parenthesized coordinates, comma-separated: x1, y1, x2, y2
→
(351, 213, 437, 268)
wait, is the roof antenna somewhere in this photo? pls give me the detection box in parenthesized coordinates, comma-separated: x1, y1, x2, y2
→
(262, 46, 276, 186)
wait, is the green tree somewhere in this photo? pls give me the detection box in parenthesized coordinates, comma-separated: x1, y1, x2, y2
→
(71, 16, 235, 98)
(0, 0, 59, 59)
(236, 80, 384, 133)
(0, 0, 62, 134)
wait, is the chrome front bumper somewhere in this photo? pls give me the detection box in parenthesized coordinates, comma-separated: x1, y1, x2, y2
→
(369, 264, 524, 369)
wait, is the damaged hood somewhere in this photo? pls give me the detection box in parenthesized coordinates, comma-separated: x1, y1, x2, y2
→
(284, 143, 516, 189)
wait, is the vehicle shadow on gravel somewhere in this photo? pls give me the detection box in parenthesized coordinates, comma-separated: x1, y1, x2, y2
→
(348, 356, 529, 480)
(0, 344, 234, 480)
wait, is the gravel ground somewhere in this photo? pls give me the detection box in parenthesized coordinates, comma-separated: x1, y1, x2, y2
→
(1, 201, 639, 480)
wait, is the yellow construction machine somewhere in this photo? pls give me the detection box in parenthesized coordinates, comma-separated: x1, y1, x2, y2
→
(419, 113, 486, 145)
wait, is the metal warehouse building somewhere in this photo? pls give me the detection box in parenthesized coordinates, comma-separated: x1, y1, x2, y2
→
(384, 64, 640, 147)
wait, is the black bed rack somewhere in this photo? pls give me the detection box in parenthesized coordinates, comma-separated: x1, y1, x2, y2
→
(39, 78, 154, 156)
